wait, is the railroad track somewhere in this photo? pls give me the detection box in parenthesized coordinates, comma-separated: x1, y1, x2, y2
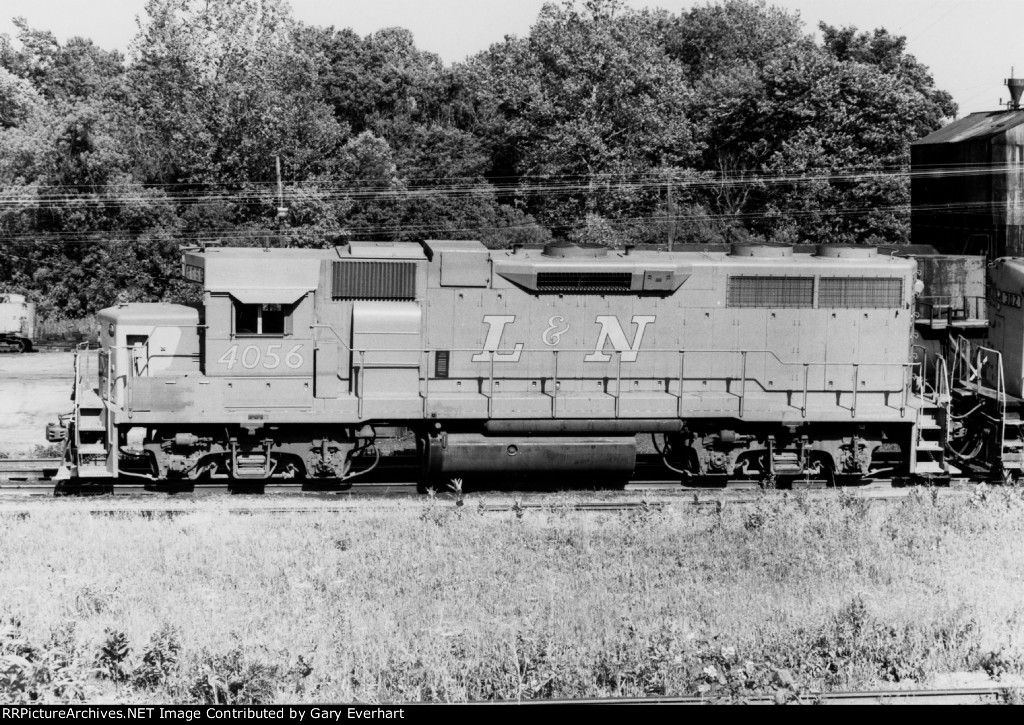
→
(0, 454, 977, 510)
(0, 484, 977, 518)
(0, 457, 62, 480)
(0, 453, 950, 487)
(525, 685, 1018, 705)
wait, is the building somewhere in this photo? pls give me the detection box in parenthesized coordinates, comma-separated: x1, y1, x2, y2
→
(911, 78, 1024, 258)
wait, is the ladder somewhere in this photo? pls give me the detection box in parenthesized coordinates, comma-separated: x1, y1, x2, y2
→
(912, 351, 959, 476)
(71, 347, 113, 478)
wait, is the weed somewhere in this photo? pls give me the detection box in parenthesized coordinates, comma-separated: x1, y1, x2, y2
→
(188, 648, 278, 705)
(837, 488, 870, 517)
(448, 478, 465, 507)
(285, 655, 313, 696)
(31, 444, 63, 458)
(743, 510, 768, 531)
(73, 586, 112, 616)
(979, 649, 1021, 680)
(133, 626, 181, 689)
(95, 630, 131, 682)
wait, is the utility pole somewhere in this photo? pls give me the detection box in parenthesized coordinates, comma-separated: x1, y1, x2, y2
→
(666, 171, 675, 252)
(276, 155, 288, 248)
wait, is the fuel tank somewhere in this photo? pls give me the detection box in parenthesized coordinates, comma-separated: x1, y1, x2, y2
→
(423, 433, 637, 478)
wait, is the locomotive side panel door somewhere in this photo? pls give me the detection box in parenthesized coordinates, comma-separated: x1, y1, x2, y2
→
(825, 310, 859, 404)
(351, 301, 423, 417)
(765, 311, 801, 393)
(735, 308, 767, 392)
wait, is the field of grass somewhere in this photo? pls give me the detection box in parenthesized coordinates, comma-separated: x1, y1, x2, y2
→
(2, 487, 1024, 704)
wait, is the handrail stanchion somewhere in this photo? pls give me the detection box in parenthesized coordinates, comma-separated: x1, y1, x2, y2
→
(615, 350, 622, 419)
(357, 350, 365, 419)
(738, 351, 747, 418)
(901, 363, 910, 417)
(488, 351, 495, 418)
(677, 350, 685, 418)
(552, 350, 559, 419)
(852, 364, 859, 418)
(802, 364, 809, 418)
(421, 349, 428, 417)
(977, 349, 983, 397)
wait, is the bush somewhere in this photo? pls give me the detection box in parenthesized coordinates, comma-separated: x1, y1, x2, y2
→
(188, 649, 278, 705)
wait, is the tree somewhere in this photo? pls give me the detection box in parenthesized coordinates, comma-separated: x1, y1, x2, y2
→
(128, 0, 346, 186)
(464, 0, 697, 236)
(671, 1, 957, 244)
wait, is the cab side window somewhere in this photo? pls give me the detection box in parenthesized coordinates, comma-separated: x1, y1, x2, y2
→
(234, 302, 288, 336)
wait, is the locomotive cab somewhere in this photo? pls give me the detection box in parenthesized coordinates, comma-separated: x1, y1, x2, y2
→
(96, 304, 201, 405)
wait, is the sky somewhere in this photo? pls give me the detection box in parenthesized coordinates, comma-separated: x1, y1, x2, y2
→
(0, 0, 1017, 117)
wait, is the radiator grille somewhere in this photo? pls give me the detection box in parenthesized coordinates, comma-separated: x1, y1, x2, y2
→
(434, 350, 450, 379)
(332, 261, 416, 300)
(536, 272, 633, 292)
(726, 276, 814, 308)
(819, 277, 903, 308)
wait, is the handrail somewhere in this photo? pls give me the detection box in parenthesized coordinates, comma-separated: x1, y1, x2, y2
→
(311, 324, 353, 352)
(916, 295, 987, 325)
(975, 345, 1007, 455)
(934, 354, 950, 404)
(311, 317, 915, 421)
(935, 354, 951, 449)
(98, 324, 919, 423)
(362, 346, 911, 421)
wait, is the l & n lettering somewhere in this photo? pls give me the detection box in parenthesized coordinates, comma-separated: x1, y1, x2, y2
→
(471, 314, 656, 363)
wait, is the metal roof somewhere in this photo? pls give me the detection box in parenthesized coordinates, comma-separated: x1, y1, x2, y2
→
(913, 110, 1024, 145)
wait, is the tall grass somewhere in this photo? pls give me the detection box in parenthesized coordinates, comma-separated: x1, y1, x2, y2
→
(2, 489, 1024, 703)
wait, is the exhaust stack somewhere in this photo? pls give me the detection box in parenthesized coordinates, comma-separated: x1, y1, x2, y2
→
(1006, 70, 1024, 109)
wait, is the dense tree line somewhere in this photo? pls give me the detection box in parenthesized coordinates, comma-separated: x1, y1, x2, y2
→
(0, 0, 955, 318)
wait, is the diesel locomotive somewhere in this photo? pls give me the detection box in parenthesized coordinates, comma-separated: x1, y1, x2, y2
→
(0, 293, 35, 353)
(48, 240, 949, 487)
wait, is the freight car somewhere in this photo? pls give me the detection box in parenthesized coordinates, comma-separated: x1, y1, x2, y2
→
(0, 293, 35, 353)
(48, 240, 950, 487)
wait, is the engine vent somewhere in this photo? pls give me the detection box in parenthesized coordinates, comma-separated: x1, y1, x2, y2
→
(332, 261, 415, 300)
(819, 277, 903, 308)
(536, 272, 633, 292)
(435, 350, 450, 379)
(727, 276, 814, 308)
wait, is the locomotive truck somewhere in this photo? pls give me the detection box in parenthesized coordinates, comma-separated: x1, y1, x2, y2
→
(0, 293, 35, 353)
(49, 240, 950, 487)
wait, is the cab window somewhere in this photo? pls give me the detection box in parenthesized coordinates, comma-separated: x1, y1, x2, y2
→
(235, 303, 287, 336)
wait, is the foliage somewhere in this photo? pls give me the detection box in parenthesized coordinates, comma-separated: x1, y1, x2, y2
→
(0, 0, 958, 317)
(95, 629, 131, 682)
(3, 490, 1024, 701)
(188, 648, 278, 705)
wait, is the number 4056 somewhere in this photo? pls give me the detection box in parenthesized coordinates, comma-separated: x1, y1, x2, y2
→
(217, 344, 304, 370)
